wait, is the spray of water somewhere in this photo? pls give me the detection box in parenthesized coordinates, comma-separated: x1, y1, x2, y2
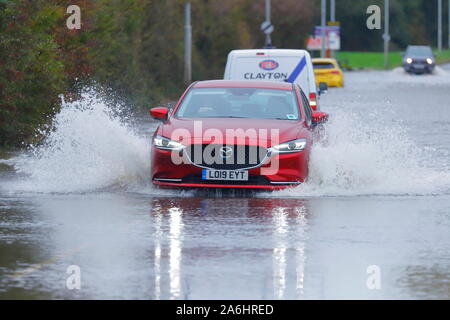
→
(271, 108, 450, 197)
(391, 66, 449, 77)
(7, 89, 151, 193)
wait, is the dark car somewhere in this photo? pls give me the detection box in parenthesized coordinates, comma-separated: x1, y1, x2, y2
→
(402, 45, 436, 74)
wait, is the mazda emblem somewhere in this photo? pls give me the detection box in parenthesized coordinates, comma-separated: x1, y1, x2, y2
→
(219, 146, 233, 159)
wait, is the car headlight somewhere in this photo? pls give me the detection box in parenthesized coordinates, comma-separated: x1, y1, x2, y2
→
(426, 58, 433, 64)
(270, 138, 307, 154)
(153, 135, 185, 150)
(406, 57, 413, 64)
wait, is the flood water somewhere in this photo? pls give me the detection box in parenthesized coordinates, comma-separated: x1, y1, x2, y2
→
(1, 66, 450, 299)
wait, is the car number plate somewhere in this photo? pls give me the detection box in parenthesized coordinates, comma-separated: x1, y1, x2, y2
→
(202, 169, 248, 181)
(414, 64, 425, 69)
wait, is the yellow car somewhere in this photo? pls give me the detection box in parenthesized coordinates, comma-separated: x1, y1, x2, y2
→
(312, 58, 344, 87)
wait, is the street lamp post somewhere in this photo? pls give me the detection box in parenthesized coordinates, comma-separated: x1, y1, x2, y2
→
(438, 0, 442, 51)
(265, 0, 272, 47)
(321, 0, 326, 58)
(184, 2, 192, 85)
(330, 0, 335, 57)
(330, 0, 335, 22)
(383, 0, 390, 69)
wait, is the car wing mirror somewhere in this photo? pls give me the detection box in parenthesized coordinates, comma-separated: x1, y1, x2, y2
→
(318, 82, 328, 96)
(149, 107, 169, 121)
(312, 111, 328, 125)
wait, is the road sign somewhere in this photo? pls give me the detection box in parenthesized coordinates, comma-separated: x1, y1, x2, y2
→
(307, 36, 322, 50)
(314, 25, 340, 37)
(307, 34, 340, 51)
(261, 21, 274, 35)
(327, 21, 340, 26)
(328, 31, 340, 49)
(310, 25, 341, 50)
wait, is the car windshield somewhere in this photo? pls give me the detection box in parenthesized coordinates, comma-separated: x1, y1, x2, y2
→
(407, 46, 433, 56)
(175, 88, 300, 120)
(313, 62, 335, 69)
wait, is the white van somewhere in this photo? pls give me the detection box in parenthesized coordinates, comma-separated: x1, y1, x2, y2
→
(224, 49, 320, 110)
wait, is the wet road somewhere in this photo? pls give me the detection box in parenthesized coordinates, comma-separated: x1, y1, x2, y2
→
(1, 66, 450, 299)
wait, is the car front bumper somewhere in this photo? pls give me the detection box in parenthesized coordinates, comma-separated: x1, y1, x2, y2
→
(151, 146, 309, 189)
(403, 63, 435, 73)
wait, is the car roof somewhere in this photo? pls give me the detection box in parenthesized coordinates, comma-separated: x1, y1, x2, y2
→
(229, 49, 309, 56)
(193, 80, 294, 90)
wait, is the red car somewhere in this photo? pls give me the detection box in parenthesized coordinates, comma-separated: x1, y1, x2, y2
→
(150, 80, 328, 189)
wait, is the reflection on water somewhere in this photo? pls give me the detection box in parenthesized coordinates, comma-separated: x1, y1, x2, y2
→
(151, 202, 185, 299)
(169, 207, 183, 299)
(272, 207, 288, 299)
(148, 197, 310, 300)
(399, 265, 450, 299)
(295, 206, 308, 298)
(153, 210, 162, 300)
(271, 203, 309, 300)
(1, 193, 450, 299)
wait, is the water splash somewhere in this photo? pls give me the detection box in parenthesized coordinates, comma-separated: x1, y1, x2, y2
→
(391, 66, 449, 77)
(6, 89, 151, 193)
(270, 108, 450, 197)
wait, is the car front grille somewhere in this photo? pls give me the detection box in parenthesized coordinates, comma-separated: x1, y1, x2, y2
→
(412, 59, 426, 65)
(185, 144, 268, 170)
